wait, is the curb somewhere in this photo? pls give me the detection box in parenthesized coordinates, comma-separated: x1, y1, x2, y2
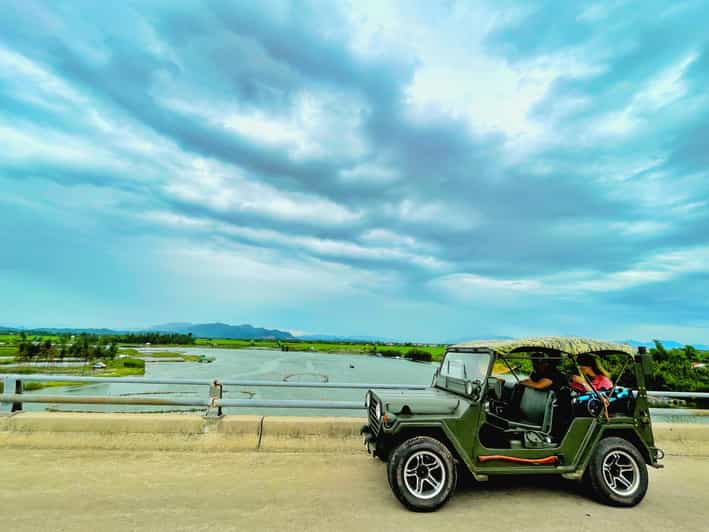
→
(1, 413, 707, 454)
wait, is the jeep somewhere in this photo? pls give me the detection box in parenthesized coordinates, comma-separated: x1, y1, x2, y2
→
(361, 337, 663, 512)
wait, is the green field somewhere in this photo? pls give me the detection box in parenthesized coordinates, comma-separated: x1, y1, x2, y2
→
(0, 357, 145, 392)
(193, 337, 447, 360)
(1, 333, 445, 356)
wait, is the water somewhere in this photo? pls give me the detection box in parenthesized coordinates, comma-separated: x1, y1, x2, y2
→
(22, 348, 437, 416)
(19, 347, 708, 422)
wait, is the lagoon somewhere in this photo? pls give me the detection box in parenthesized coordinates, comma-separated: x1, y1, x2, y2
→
(22, 347, 436, 416)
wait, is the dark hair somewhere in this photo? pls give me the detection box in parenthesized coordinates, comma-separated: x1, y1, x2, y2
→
(531, 352, 560, 379)
(577, 353, 610, 377)
(530, 351, 560, 366)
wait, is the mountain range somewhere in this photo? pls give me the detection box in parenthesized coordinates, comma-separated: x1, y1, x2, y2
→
(150, 322, 294, 340)
(1, 323, 707, 349)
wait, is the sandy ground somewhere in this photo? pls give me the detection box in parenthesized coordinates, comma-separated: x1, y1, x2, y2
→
(1, 450, 707, 532)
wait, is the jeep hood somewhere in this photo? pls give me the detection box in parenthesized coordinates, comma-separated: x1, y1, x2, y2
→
(374, 388, 461, 415)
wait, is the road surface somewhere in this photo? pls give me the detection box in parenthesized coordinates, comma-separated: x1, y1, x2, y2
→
(1, 450, 707, 531)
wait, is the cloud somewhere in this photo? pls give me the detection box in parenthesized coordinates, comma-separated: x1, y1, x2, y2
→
(1, 1, 708, 342)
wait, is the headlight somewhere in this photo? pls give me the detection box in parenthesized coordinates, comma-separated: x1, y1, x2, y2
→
(375, 402, 382, 419)
(364, 391, 372, 408)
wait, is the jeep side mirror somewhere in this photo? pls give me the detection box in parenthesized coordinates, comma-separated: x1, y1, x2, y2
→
(465, 380, 482, 401)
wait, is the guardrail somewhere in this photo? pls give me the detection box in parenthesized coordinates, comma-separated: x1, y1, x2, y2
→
(0, 374, 428, 415)
(646, 391, 709, 399)
(1, 374, 708, 416)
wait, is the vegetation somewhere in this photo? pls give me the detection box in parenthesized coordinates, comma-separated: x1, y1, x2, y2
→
(1, 332, 195, 361)
(0, 345, 16, 356)
(107, 332, 195, 345)
(138, 350, 203, 362)
(1, 356, 144, 375)
(646, 340, 709, 392)
(2, 333, 445, 360)
(403, 348, 433, 362)
(0, 357, 146, 392)
(191, 337, 446, 360)
(378, 349, 402, 358)
(15, 332, 118, 362)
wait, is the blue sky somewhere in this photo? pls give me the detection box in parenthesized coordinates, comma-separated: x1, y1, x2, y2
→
(1, 1, 708, 342)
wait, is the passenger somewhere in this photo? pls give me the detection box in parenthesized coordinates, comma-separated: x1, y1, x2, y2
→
(519, 352, 566, 391)
(571, 353, 613, 393)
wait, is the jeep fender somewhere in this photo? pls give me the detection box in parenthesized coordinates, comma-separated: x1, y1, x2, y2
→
(566, 424, 655, 480)
(382, 420, 485, 478)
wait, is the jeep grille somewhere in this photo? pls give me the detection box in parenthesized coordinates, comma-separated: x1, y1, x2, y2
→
(368, 396, 381, 436)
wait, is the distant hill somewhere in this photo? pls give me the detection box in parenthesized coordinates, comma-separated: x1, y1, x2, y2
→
(2, 324, 707, 350)
(445, 335, 515, 344)
(296, 334, 402, 343)
(0, 326, 128, 335)
(151, 322, 294, 340)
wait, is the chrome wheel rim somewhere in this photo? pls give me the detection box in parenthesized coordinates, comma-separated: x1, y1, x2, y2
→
(602, 450, 640, 497)
(403, 451, 446, 500)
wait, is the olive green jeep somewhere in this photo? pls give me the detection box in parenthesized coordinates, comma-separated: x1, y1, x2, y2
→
(361, 337, 664, 512)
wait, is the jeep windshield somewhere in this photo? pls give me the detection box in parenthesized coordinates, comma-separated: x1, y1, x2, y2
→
(434, 350, 492, 395)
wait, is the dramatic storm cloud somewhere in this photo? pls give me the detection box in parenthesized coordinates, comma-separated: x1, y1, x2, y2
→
(1, 1, 708, 342)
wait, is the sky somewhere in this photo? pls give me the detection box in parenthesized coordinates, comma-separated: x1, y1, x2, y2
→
(1, 1, 708, 343)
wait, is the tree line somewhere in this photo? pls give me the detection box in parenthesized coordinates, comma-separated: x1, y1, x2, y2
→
(377, 348, 433, 362)
(646, 340, 709, 392)
(16, 332, 118, 362)
(107, 332, 195, 345)
(14, 331, 195, 362)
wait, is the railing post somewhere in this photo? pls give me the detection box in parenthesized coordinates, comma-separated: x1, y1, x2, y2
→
(1, 377, 23, 414)
(206, 379, 223, 418)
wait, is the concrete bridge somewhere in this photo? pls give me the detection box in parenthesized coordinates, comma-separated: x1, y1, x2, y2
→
(1, 414, 708, 531)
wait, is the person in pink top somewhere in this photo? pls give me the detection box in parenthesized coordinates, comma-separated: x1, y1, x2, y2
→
(571, 353, 614, 393)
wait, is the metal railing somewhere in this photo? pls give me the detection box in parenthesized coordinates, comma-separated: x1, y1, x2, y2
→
(0, 374, 428, 415)
(1, 373, 708, 416)
(646, 391, 709, 399)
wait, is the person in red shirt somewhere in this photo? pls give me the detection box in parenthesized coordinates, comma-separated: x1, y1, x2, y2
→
(571, 353, 613, 393)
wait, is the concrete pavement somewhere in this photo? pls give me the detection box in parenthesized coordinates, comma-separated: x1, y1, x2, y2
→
(1, 450, 707, 532)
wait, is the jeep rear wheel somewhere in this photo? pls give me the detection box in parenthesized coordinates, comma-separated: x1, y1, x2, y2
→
(586, 437, 648, 507)
(387, 436, 457, 512)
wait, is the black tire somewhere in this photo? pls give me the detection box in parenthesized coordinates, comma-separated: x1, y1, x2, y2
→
(586, 437, 648, 507)
(387, 436, 457, 512)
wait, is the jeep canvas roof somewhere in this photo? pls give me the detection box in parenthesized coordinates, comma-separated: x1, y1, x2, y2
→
(450, 336, 636, 357)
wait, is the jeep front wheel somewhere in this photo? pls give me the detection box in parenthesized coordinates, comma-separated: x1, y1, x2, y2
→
(387, 436, 457, 512)
(586, 437, 648, 507)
